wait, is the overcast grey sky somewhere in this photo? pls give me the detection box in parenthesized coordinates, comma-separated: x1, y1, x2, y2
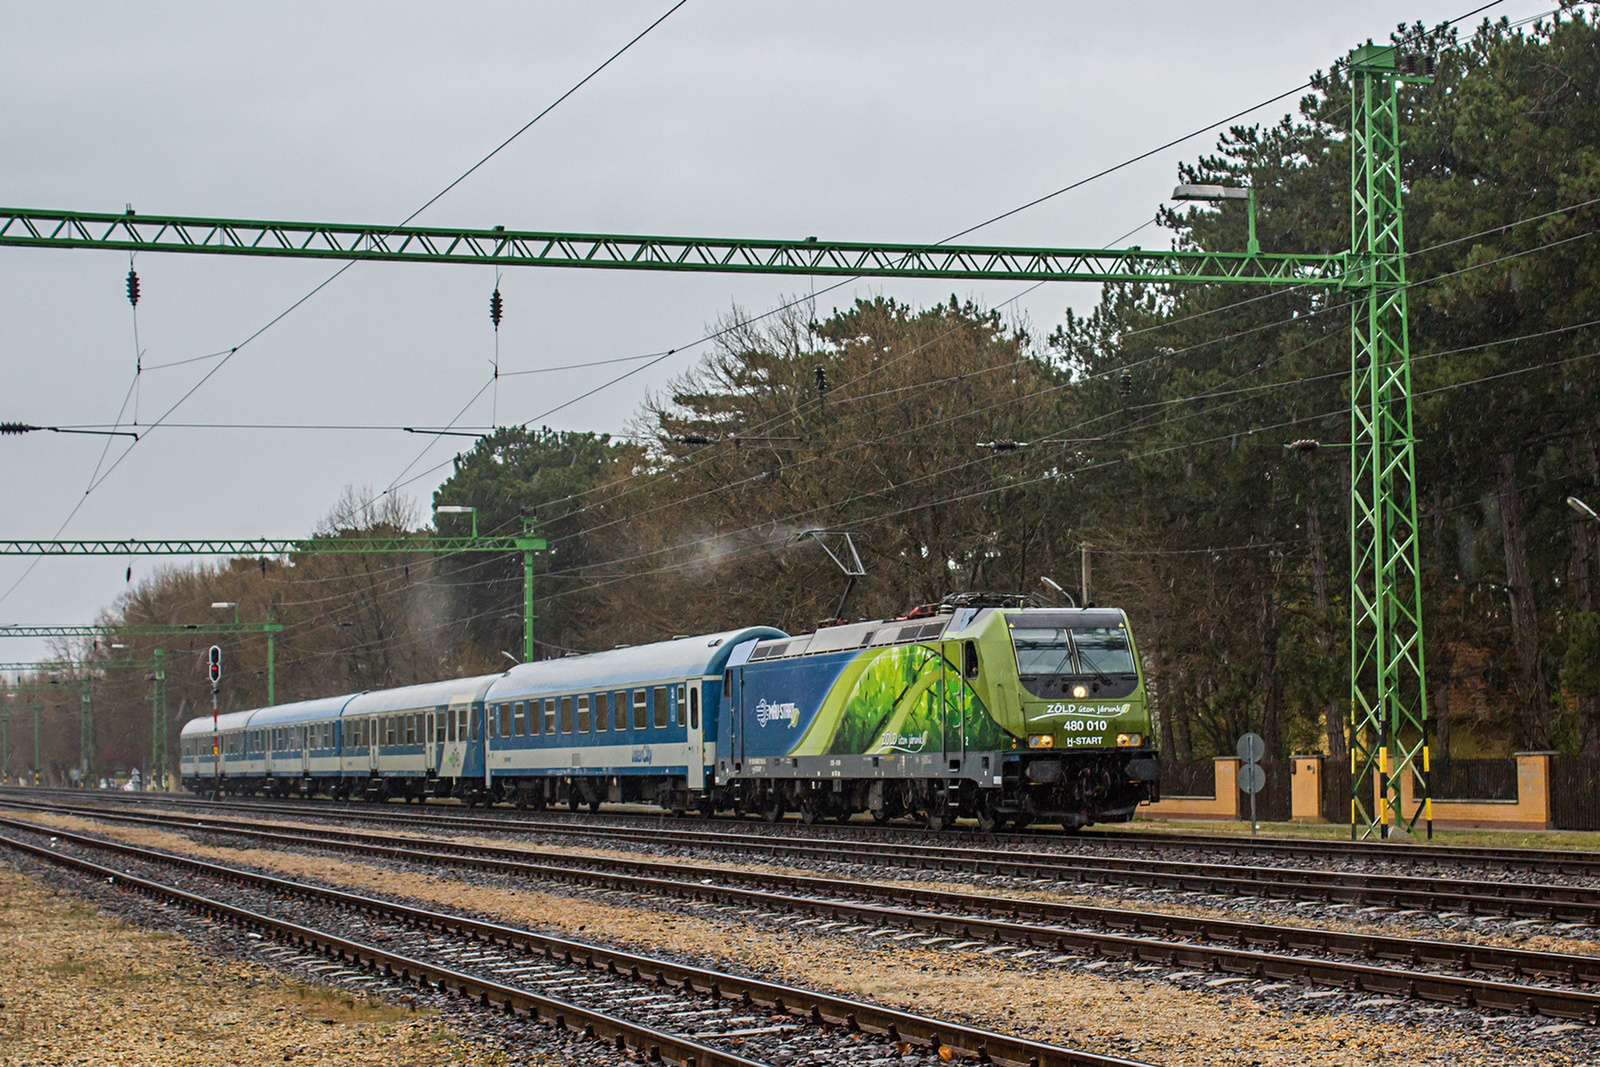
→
(0, 0, 1557, 664)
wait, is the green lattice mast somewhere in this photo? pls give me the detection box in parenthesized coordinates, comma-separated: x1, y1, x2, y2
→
(1347, 43, 1430, 839)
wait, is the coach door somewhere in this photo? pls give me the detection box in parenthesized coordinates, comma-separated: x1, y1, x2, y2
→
(440, 698, 470, 777)
(425, 709, 441, 774)
(685, 682, 705, 790)
(368, 717, 381, 772)
(301, 726, 311, 775)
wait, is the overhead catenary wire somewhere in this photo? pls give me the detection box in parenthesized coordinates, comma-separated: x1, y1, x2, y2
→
(0, 0, 689, 611)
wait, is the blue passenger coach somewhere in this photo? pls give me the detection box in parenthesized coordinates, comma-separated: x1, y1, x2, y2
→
(480, 627, 784, 812)
(181, 632, 781, 807)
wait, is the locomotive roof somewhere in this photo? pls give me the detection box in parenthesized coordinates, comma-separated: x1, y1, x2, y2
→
(486, 626, 787, 701)
(345, 674, 502, 716)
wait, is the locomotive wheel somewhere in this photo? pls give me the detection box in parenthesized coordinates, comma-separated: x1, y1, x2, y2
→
(798, 797, 821, 825)
(975, 805, 1002, 834)
(925, 810, 947, 832)
(762, 793, 785, 823)
(871, 808, 892, 824)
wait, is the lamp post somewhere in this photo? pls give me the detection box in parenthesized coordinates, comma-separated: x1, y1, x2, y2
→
(434, 504, 478, 539)
(1172, 183, 1259, 256)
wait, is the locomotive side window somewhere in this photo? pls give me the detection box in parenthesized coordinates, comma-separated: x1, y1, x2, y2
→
(963, 641, 980, 679)
(577, 695, 591, 733)
(596, 693, 608, 732)
(653, 687, 668, 728)
(633, 690, 647, 730)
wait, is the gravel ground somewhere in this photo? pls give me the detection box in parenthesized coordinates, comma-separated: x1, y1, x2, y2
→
(155, 807, 1599, 960)
(0, 856, 550, 1067)
(9, 811, 1598, 1066)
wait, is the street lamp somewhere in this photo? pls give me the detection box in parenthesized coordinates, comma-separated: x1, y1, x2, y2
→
(211, 601, 239, 624)
(1172, 183, 1258, 255)
(435, 504, 479, 539)
(1570, 496, 1599, 524)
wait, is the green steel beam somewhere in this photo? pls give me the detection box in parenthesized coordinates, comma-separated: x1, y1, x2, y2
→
(0, 622, 282, 638)
(0, 535, 538, 556)
(1346, 43, 1430, 841)
(0, 207, 1346, 286)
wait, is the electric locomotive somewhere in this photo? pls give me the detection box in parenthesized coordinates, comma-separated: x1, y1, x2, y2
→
(181, 600, 1158, 830)
(718, 598, 1158, 830)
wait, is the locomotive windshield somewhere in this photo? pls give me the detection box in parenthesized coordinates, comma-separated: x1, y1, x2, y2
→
(1007, 616, 1136, 677)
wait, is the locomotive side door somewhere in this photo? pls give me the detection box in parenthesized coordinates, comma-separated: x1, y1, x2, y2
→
(942, 642, 967, 759)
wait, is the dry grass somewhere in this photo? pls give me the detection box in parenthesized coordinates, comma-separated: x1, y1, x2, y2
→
(0, 863, 508, 1066)
(9, 811, 1590, 1065)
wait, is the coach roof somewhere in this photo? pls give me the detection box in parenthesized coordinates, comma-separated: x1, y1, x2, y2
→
(344, 675, 502, 717)
(486, 627, 787, 702)
(248, 693, 362, 727)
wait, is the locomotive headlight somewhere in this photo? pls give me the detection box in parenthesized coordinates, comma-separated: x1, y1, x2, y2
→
(1028, 734, 1055, 749)
(1116, 733, 1142, 748)
(1071, 684, 1089, 699)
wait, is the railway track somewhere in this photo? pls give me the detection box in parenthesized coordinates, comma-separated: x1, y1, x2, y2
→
(13, 792, 1600, 923)
(8, 802, 1600, 1024)
(21, 783, 1600, 877)
(0, 820, 1142, 1067)
(17, 784, 1600, 878)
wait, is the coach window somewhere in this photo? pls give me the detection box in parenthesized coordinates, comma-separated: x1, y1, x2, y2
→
(542, 698, 555, 734)
(595, 693, 608, 732)
(632, 690, 648, 730)
(469, 707, 480, 742)
(447, 710, 457, 743)
(560, 696, 573, 734)
(653, 687, 669, 728)
(510, 702, 524, 737)
(676, 685, 686, 725)
(498, 703, 510, 737)
(689, 686, 700, 730)
(612, 692, 627, 731)
(577, 695, 590, 733)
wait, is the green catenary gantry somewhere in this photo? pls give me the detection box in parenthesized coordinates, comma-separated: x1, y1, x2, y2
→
(0, 43, 1428, 839)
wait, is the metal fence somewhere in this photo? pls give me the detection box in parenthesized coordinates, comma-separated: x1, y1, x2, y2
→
(1158, 760, 1216, 798)
(1242, 761, 1292, 823)
(1320, 760, 1352, 824)
(1415, 758, 1518, 801)
(1552, 756, 1600, 831)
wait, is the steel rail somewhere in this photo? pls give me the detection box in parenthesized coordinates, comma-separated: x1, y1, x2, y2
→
(22, 786, 1600, 876)
(0, 820, 1147, 1067)
(0, 830, 765, 1067)
(8, 805, 1600, 1022)
(27, 791, 1598, 916)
